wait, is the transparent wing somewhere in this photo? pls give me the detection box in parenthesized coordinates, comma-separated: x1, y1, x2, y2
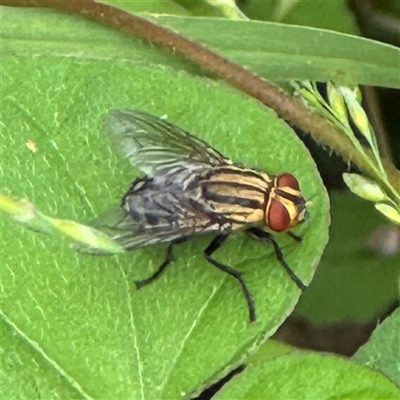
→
(103, 109, 231, 175)
(87, 205, 217, 252)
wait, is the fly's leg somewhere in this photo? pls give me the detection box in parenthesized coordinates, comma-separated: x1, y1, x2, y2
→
(204, 235, 256, 323)
(286, 231, 302, 242)
(248, 227, 307, 291)
(135, 243, 174, 289)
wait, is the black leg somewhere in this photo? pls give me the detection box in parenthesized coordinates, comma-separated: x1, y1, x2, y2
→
(248, 227, 307, 291)
(204, 235, 257, 323)
(287, 231, 302, 242)
(135, 243, 174, 289)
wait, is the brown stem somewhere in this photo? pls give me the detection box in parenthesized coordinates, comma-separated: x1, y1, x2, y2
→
(2, 0, 400, 196)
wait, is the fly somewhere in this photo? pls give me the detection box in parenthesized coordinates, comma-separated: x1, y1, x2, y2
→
(100, 109, 309, 322)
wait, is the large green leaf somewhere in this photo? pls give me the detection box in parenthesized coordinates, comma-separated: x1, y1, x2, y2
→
(1, 6, 194, 72)
(153, 15, 399, 87)
(353, 308, 400, 387)
(214, 340, 400, 399)
(295, 192, 400, 323)
(1, 7, 329, 399)
(240, 0, 358, 34)
(3, 5, 399, 88)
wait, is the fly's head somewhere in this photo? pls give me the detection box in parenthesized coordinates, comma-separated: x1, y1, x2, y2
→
(266, 173, 308, 232)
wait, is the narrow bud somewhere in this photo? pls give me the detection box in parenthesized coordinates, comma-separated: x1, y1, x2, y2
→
(327, 82, 347, 125)
(1, 194, 125, 254)
(375, 204, 400, 225)
(340, 87, 373, 144)
(207, 0, 248, 19)
(343, 173, 386, 202)
(0, 195, 52, 233)
(51, 218, 126, 254)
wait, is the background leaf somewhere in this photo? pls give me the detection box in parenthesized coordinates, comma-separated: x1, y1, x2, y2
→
(240, 0, 358, 34)
(153, 15, 399, 87)
(2, 7, 194, 72)
(3, 5, 399, 88)
(295, 192, 399, 324)
(214, 340, 400, 399)
(1, 8, 329, 399)
(353, 308, 400, 386)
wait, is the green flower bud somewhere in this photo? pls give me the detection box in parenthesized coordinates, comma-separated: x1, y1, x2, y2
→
(340, 87, 373, 144)
(327, 82, 347, 125)
(375, 204, 400, 225)
(51, 218, 126, 254)
(343, 173, 386, 202)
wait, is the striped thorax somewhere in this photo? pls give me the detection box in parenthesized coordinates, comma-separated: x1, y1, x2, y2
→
(187, 166, 307, 233)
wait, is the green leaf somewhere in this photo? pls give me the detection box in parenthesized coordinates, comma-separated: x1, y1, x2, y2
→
(1, 6, 195, 73)
(105, 0, 188, 15)
(152, 16, 399, 88)
(240, 0, 358, 34)
(214, 340, 400, 399)
(3, 6, 399, 88)
(353, 308, 400, 386)
(295, 192, 400, 324)
(1, 7, 328, 399)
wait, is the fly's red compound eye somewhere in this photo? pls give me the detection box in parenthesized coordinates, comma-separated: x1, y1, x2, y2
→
(268, 199, 291, 232)
(277, 173, 299, 190)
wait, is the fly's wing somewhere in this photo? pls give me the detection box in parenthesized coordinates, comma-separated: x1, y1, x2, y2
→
(80, 109, 230, 254)
(103, 109, 231, 176)
(88, 201, 219, 253)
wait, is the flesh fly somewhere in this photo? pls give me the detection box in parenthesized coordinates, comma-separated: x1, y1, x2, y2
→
(101, 110, 308, 322)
